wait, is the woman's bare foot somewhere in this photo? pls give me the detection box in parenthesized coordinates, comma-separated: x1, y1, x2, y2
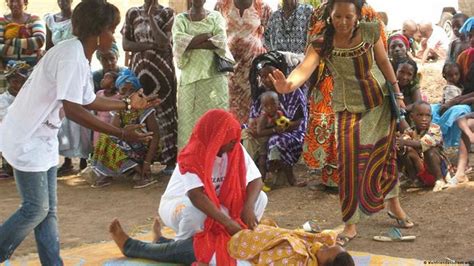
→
(109, 218, 129, 255)
(152, 217, 162, 243)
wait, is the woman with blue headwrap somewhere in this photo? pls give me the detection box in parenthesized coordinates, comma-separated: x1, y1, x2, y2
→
(91, 69, 161, 189)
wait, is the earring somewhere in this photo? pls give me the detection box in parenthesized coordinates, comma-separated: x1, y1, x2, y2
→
(326, 17, 331, 25)
(97, 36, 101, 46)
(356, 20, 360, 27)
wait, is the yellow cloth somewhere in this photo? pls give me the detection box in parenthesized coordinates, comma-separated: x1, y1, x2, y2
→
(228, 225, 337, 265)
(3, 23, 30, 40)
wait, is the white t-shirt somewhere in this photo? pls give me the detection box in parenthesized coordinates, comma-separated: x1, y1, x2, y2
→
(0, 91, 15, 123)
(0, 38, 96, 172)
(162, 145, 261, 198)
(427, 25, 449, 51)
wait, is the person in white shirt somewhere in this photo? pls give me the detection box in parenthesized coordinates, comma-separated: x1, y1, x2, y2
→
(417, 22, 450, 65)
(109, 109, 267, 265)
(0, 1, 159, 264)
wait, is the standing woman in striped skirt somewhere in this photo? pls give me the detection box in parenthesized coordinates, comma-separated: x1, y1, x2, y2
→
(122, 0, 178, 173)
(271, 0, 414, 245)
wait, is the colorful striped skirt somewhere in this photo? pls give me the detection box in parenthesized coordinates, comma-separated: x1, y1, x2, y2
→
(337, 99, 398, 223)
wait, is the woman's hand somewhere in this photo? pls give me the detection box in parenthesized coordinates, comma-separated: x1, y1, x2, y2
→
(397, 99, 406, 110)
(130, 89, 161, 110)
(122, 124, 153, 142)
(241, 205, 258, 230)
(224, 219, 243, 235)
(269, 69, 291, 94)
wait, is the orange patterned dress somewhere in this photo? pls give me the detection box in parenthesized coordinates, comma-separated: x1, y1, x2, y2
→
(216, 0, 271, 124)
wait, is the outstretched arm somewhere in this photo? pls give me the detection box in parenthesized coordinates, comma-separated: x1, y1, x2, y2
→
(63, 101, 153, 142)
(270, 46, 320, 94)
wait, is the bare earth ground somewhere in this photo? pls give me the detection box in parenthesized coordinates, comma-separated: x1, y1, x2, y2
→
(2, 62, 474, 263)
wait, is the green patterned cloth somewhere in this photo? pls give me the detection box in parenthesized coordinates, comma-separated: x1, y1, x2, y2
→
(172, 11, 231, 148)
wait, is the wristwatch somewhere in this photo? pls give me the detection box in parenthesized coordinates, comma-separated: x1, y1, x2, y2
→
(123, 97, 132, 111)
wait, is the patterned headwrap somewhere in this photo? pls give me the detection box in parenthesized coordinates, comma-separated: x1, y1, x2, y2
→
(178, 109, 246, 266)
(4, 60, 32, 79)
(388, 33, 410, 50)
(115, 69, 141, 91)
(460, 17, 474, 35)
(249, 51, 289, 101)
(95, 42, 120, 61)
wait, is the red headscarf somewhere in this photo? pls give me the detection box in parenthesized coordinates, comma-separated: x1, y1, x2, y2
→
(388, 33, 410, 50)
(178, 109, 247, 265)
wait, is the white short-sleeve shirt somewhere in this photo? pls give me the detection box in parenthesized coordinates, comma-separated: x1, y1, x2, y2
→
(0, 38, 96, 172)
(427, 25, 449, 51)
(162, 144, 261, 198)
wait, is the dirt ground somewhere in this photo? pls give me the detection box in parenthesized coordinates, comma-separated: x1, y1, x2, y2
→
(1, 164, 474, 263)
(2, 61, 474, 263)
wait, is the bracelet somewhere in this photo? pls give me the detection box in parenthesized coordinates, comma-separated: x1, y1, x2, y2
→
(390, 80, 399, 86)
(395, 95, 405, 100)
(123, 97, 132, 111)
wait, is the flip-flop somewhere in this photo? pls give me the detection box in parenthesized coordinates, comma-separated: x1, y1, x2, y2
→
(447, 175, 469, 186)
(373, 227, 416, 242)
(336, 233, 357, 247)
(387, 211, 414, 228)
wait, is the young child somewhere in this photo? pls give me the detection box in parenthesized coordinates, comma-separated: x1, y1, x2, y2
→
(254, 91, 283, 189)
(93, 71, 120, 146)
(397, 101, 451, 192)
(441, 62, 463, 104)
(395, 59, 422, 112)
(91, 69, 160, 189)
(0, 60, 31, 178)
(447, 13, 470, 63)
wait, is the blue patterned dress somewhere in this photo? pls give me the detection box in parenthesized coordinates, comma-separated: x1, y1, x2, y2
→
(249, 88, 308, 165)
(263, 4, 313, 54)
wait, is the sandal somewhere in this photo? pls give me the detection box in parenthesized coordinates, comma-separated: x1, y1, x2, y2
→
(133, 177, 158, 189)
(387, 211, 414, 228)
(336, 233, 357, 247)
(447, 175, 469, 186)
(373, 227, 416, 242)
(91, 176, 113, 188)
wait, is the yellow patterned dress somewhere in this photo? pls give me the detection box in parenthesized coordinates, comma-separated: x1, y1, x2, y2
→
(92, 108, 159, 176)
(228, 225, 337, 265)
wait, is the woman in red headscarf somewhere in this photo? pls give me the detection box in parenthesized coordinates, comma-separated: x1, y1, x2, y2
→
(109, 109, 267, 265)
